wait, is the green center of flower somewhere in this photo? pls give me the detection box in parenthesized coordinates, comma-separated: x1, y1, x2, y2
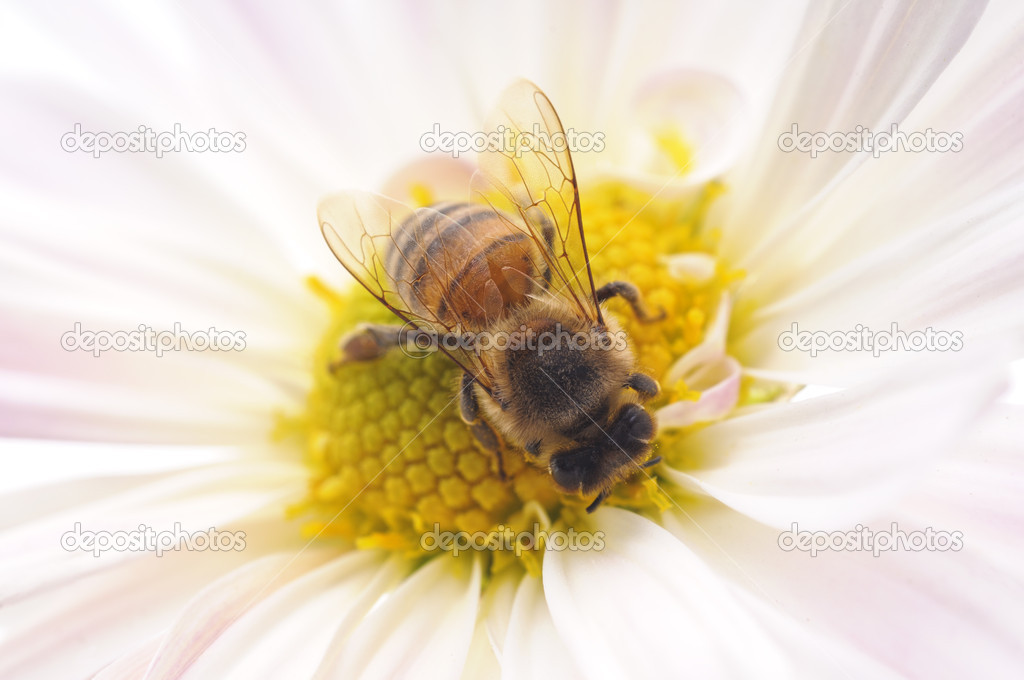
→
(291, 180, 736, 573)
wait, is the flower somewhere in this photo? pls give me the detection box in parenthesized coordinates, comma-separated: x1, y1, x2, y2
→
(2, 1, 1023, 678)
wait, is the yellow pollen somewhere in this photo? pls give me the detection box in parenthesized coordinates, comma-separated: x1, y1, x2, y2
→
(295, 180, 736, 572)
(652, 125, 695, 173)
(670, 380, 703, 403)
(409, 183, 435, 208)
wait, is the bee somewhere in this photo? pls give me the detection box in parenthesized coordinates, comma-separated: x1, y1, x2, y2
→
(318, 80, 663, 513)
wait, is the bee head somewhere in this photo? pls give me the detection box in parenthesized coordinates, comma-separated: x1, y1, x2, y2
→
(547, 403, 656, 499)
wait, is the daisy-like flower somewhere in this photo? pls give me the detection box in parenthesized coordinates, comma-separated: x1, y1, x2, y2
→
(2, 1, 1023, 678)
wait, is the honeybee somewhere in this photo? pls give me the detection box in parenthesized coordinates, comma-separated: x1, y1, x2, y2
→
(318, 80, 663, 512)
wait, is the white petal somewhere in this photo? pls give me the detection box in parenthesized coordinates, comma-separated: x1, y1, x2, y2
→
(0, 231, 319, 444)
(144, 551, 334, 679)
(724, 587, 905, 680)
(734, 19, 1024, 307)
(664, 485, 1024, 679)
(316, 556, 481, 680)
(724, 14, 1024, 386)
(661, 348, 1007, 529)
(731, 186, 1024, 386)
(459, 619, 501, 680)
(501, 574, 584, 680)
(722, 0, 986, 268)
(542, 508, 790, 678)
(661, 252, 718, 287)
(0, 521, 301, 679)
(0, 439, 234, 524)
(308, 556, 413, 678)
(0, 456, 305, 603)
(93, 637, 163, 680)
(479, 567, 521, 660)
(182, 551, 390, 680)
(898, 402, 1024, 577)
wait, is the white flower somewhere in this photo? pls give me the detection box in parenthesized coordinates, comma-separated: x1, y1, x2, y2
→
(1, 1, 1023, 678)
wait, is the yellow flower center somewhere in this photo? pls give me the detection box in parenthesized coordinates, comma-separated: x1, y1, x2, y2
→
(291, 179, 738, 574)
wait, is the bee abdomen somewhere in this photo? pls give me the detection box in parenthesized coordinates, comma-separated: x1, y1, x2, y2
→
(388, 203, 545, 328)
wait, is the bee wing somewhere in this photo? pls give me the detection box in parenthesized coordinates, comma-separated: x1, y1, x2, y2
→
(471, 79, 603, 324)
(317, 191, 495, 390)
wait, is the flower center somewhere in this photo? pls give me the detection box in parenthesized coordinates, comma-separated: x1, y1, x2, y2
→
(292, 180, 735, 573)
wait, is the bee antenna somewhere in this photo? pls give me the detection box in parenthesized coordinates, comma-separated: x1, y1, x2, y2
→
(639, 456, 662, 470)
(586, 489, 611, 513)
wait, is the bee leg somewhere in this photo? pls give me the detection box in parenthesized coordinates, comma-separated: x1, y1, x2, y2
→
(586, 489, 611, 514)
(332, 323, 437, 368)
(459, 373, 508, 481)
(625, 373, 661, 401)
(596, 281, 665, 323)
(639, 455, 662, 469)
(471, 422, 507, 481)
(524, 440, 542, 462)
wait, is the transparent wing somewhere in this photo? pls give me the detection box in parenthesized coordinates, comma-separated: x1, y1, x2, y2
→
(471, 79, 602, 324)
(317, 191, 495, 390)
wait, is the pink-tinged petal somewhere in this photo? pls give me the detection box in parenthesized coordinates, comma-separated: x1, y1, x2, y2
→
(657, 355, 741, 430)
(661, 348, 1007, 529)
(666, 293, 732, 384)
(94, 637, 163, 680)
(315, 556, 481, 680)
(181, 551, 388, 679)
(0, 456, 305, 603)
(898, 403, 1024, 579)
(0, 208, 322, 444)
(0, 516, 304, 679)
(143, 552, 333, 679)
(725, 587, 905, 679)
(542, 508, 790, 678)
(664, 473, 1024, 680)
(658, 294, 740, 429)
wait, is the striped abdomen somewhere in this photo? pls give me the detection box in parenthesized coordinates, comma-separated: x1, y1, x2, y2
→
(388, 203, 547, 330)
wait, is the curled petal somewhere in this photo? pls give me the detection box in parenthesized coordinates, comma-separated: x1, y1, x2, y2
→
(659, 293, 739, 429)
(601, 69, 748, 193)
(380, 156, 476, 206)
(658, 355, 742, 430)
(660, 252, 718, 287)
(666, 293, 732, 387)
